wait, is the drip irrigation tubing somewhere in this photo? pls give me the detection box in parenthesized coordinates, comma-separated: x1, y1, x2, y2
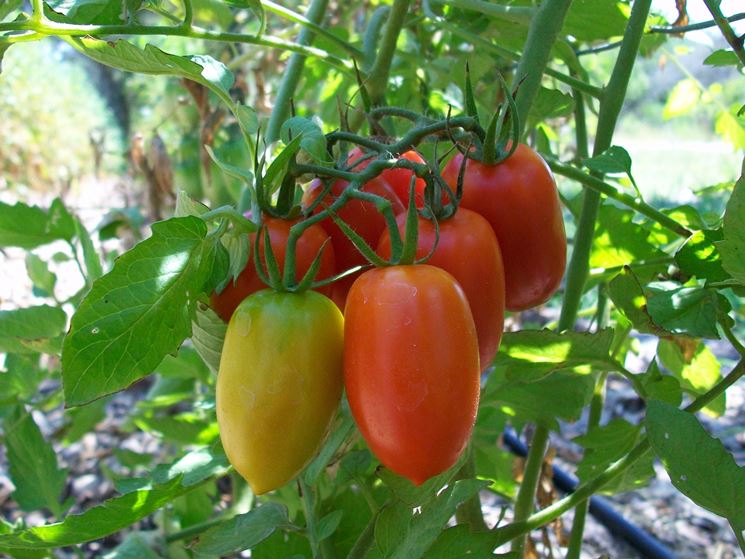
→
(502, 429, 679, 559)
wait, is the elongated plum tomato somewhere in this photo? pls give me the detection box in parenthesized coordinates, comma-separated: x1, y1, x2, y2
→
(377, 209, 505, 369)
(217, 289, 344, 495)
(210, 216, 335, 322)
(344, 265, 480, 485)
(377, 150, 427, 209)
(442, 145, 566, 311)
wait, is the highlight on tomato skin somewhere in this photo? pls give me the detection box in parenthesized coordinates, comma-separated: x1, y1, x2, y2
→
(343, 265, 481, 485)
(377, 208, 506, 369)
(216, 289, 344, 495)
(209, 215, 336, 322)
(442, 144, 567, 312)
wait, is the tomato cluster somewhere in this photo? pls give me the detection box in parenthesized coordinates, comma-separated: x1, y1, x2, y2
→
(214, 143, 565, 493)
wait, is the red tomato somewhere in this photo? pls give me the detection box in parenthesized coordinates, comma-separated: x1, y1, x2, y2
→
(378, 150, 427, 208)
(442, 144, 566, 311)
(210, 215, 335, 322)
(377, 209, 505, 369)
(344, 265, 480, 485)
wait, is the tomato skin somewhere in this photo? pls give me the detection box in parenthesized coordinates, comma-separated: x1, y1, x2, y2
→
(442, 145, 566, 311)
(210, 216, 335, 322)
(344, 265, 480, 485)
(217, 289, 344, 495)
(377, 209, 505, 369)
(378, 150, 427, 209)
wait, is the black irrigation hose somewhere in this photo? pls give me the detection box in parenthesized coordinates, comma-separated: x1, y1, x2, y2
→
(502, 429, 679, 559)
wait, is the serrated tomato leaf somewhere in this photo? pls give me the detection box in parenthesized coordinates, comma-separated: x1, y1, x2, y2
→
(62, 217, 219, 406)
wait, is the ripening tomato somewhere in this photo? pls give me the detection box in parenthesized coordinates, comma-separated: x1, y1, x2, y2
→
(377, 208, 505, 369)
(442, 144, 566, 311)
(344, 265, 480, 485)
(217, 289, 344, 495)
(210, 216, 335, 322)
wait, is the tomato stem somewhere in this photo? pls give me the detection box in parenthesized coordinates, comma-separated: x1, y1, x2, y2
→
(510, 424, 550, 555)
(556, 0, 653, 333)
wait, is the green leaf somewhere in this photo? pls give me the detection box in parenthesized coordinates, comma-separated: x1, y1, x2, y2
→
(174, 191, 209, 218)
(220, 232, 250, 288)
(607, 267, 666, 336)
(704, 49, 740, 67)
(0, 0, 22, 21)
(115, 446, 228, 494)
(425, 525, 514, 559)
(591, 205, 665, 268)
(280, 116, 332, 165)
(382, 480, 490, 559)
(718, 169, 745, 285)
(493, 328, 615, 382)
(316, 510, 343, 541)
(65, 38, 234, 101)
(562, 0, 628, 41)
(303, 414, 355, 485)
(663, 79, 700, 120)
(4, 406, 67, 516)
(645, 282, 722, 339)
(236, 104, 260, 136)
(25, 254, 57, 297)
(263, 135, 304, 195)
(63, 398, 109, 444)
(583, 146, 638, 193)
(75, 218, 103, 282)
(62, 217, 217, 406)
(192, 504, 290, 556)
(0, 477, 190, 550)
(191, 302, 227, 374)
(155, 346, 211, 383)
(0, 198, 75, 249)
(715, 107, 745, 150)
(102, 532, 164, 559)
(527, 87, 574, 128)
(482, 369, 595, 428)
(638, 360, 682, 407)
(675, 229, 730, 283)
(206, 145, 255, 186)
(657, 338, 724, 416)
(0, 305, 67, 355)
(46, 0, 139, 25)
(0, 354, 47, 404)
(646, 401, 745, 530)
(575, 419, 654, 494)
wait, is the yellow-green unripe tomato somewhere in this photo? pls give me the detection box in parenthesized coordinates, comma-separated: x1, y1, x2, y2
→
(217, 289, 344, 494)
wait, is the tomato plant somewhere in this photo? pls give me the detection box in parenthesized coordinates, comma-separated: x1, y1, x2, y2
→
(442, 144, 567, 311)
(217, 289, 344, 495)
(210, 215, 335, 321)
(377, 208, 505, 368)
(344, 265, 481, 485)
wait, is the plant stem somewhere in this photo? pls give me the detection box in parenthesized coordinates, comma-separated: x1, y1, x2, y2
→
(510, 424, 550, 556)
(265, 0, 330, 143)
(181, 0, 193, 28)
(364, 0, 411, 107)
(566, 285, 608, 558)
(702, 1, 745, 66)
(454, 446, 488, 531)
(512, 0, 574, 136)
(547, 160, 690, 238)
(556, 0, 652, 333)
(730, 521, 745, 554)
(650, 12, 745, 34)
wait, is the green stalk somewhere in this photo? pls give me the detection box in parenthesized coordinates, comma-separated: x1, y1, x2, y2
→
(454, 446, 488, 532)
(361, 0, 411, 107)
(265, 0, 331, 143)
(511, 0, 574, 135)
(702, 1, 745, 66)
(557, 0, 653, 332)
(566, 286, 608, 558)
(510, 424, 550, 555)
